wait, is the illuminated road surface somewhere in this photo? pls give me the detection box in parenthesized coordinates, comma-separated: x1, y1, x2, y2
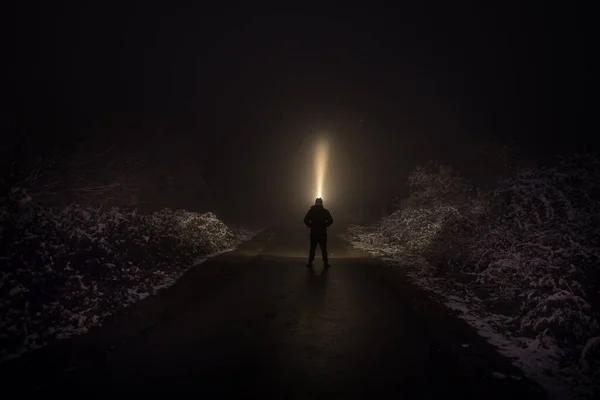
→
(3, 224, 547, 399)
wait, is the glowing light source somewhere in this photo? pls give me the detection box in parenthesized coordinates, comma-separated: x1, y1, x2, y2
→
(315, 137, 329, 200)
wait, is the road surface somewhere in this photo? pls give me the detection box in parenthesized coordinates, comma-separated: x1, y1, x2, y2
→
(2, 224, 547, 399)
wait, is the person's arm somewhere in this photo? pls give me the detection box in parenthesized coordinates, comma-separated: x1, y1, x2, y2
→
(326, 210, 334, 227)
(303, 210, 312, 228)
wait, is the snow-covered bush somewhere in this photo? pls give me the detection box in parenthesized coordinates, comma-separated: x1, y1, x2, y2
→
(129, 209, 238, 262)
(347, 162, 480, 262)
(0, 202, 239, 362)
(348, 154, 600, 382)
(470, 154, 600, 348)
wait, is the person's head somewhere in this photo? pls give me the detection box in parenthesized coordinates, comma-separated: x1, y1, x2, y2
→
(315, 197, 323, 206)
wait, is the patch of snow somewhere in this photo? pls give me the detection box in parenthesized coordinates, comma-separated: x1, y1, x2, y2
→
(350, 237, 590, 400)
(405, 266, 575, 400)
(0, 207, 246, 364)
(228, 226, 263, 242)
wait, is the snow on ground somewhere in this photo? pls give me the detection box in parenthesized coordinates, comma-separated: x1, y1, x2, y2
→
(0, 248, 239, 365)
(227, 226, 263, 242)
(348, 238, 594, 400)
(0, 205, 258, 364)
(344, 157, 600, 399)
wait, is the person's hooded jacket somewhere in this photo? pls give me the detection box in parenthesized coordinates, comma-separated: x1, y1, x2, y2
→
(304, 204, 334, 234)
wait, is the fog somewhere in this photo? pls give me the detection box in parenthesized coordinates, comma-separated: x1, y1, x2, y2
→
(8, 3, 585, 227)
(5, 5, 597, 397)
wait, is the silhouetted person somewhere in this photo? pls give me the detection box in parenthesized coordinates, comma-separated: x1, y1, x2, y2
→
(304, 197, 334, 268)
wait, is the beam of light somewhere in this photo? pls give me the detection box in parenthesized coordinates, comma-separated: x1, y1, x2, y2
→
(315, 137, 329, 200)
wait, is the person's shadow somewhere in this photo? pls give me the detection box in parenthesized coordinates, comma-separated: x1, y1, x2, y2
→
(305, 267, 329, 309)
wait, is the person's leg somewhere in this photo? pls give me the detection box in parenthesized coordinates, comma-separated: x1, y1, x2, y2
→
(320, 234, 329, 266)
(308, 233, 318, 266)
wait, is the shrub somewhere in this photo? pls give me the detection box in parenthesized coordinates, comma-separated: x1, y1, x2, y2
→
(347, 154, 600, 382)
(0, 201, 239, 361)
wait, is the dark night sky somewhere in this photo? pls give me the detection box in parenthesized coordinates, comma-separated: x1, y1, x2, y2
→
(9, 2, 588, 222)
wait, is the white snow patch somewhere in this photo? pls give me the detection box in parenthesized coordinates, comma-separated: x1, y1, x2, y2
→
(406, 267, 575, 400)
(228, 226, 263, 242)
(349, 238, 588, 400)
(0, 207, 250, 364)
